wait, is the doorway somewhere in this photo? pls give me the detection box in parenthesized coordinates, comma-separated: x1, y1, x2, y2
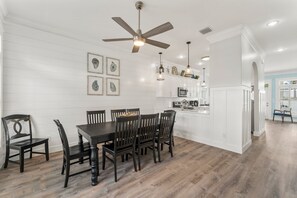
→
(251, 62, 259, 134)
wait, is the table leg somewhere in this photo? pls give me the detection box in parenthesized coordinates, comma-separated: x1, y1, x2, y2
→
(90, 144, 98, 186)
(78, 132, 84, 164)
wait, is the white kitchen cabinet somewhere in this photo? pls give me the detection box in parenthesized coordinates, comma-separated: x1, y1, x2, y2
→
(156, 74, 200, 98)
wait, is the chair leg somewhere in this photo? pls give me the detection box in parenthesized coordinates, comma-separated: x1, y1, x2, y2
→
(126, 153, 129, 161)
(145, 147, 147, 155)
(152, 144, 157, 163)
(114, 155, 117, 182)
(61, 158, 65, 175)
(138, 145, 141, 170)
(273, 114, 275, 121)
(132, 149, 137, 172)
(4, 145, 9, 169)
(169, 139, 173, 158)
(291, 116, 293, 123)
(172, 135, 175, 147)
(30, 147, 33, 159)
(64, 160, 70, 188)
(121, 155, 125, 162)
(20, 149, 24, 173)
(282, 116, 284, 123)
(161, 143, 163, 151)
(45, 141, 49, 161)
(102, 149, 106, 170)
(157, 142, 161, 162)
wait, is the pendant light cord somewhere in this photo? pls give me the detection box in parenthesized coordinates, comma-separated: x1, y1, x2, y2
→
(187, 43, 190, 67)
(138, 9, 140, 30)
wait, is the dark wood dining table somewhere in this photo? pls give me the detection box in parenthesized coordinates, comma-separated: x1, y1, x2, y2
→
(76, 121, 116, 186)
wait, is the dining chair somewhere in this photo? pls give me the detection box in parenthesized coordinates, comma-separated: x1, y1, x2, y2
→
(155, 112, 174, 162)
(137, 113, 159, 170)
(2, 114, 49, 173)
(126, 108, 140, 115)
(87, 110, 106, 124)
(102, 115, 139, 182)
(54, 120, 92, 188)
(110, 109, 126, 122)
(163, 110, 177, 147)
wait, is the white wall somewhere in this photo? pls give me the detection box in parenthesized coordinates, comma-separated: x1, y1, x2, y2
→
(2, 22, 157, 154)
(209, 36, 242, 87)
(0, 10, 4, 168)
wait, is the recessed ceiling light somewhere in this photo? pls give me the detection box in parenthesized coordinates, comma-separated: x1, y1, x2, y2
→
(178, 55, 184, 59)
(201, 56, 210, 61)
(277, 48, 285, 52)
(198, 62, 203, 66)
(267, 20, 279, 27)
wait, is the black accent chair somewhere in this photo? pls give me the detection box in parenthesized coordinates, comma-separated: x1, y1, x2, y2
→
(54, 120, 92, 188)
(164, 110, 177, 147)
(110, 109, 126, 122)
(273, 108, 293, 123)
(2, 114, 49, 173)
(87, 110, 106, 124)
(137, 113, 159, 170)
(127, 108, 140, 115)
(155, 112, 174, 162)
(102, 115, 139, 182)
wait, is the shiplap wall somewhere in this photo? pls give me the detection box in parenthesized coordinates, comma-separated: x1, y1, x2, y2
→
(3, 22, 157, 152)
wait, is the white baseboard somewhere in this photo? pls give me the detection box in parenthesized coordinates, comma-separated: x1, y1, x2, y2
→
(253, 128, 265, 136)
(175, 131, 244, 154)
(242, 140, 252, 153)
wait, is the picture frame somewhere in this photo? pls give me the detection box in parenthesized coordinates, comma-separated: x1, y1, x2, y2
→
(106, 78, 120, 96)
(106, 57, 120, 76)
(87, 75, 104, 95)
(87, 53, 103, 74)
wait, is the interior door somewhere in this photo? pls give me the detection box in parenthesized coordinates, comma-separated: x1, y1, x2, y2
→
(265, 80, 272, 119)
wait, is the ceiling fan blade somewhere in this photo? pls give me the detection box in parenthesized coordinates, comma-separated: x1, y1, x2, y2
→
(102, 38, 133, 42)
(112, 17, 137, 36)
(146, 39, 170, 49)
(142, 22, 174, 38)
(132, 45, 140, 53)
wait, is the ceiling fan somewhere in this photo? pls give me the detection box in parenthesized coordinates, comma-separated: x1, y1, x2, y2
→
(102, 1, 174, 53)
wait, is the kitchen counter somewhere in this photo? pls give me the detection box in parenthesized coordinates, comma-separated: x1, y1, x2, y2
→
(169, 107, 210, 115)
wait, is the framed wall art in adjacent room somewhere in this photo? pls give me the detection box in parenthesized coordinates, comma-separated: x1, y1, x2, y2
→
(106, 78, 120, 96)
(106, 57, 120, 76)
(87, 75, 103, 95)
(87, 53, 104, 74)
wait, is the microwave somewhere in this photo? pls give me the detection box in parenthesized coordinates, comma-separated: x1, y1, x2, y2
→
(177, 87, 188, 97)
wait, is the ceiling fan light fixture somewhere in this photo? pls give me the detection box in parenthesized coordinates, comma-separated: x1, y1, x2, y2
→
(134, 37, 145, 46)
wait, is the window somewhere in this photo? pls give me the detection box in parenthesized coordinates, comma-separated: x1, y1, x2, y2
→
(278, 79, 297, 115)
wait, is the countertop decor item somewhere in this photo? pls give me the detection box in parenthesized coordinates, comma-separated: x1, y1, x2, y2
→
(172, 66, 178, 75)
(87, 53, 103, 74)
(102, 1, 174, 53)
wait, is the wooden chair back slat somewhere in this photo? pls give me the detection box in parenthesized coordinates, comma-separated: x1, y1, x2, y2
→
(87, 110, 106, 124)
(139, 114, 159, 143)
(111, 109, 126, 122)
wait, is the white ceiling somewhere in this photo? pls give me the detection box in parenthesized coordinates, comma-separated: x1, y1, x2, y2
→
(3, 0, 297, 73)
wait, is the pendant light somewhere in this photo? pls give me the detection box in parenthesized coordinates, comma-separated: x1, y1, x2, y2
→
(184, 41, 192, 77)
(157, 52, 164, 81)
(201, 68, 206, 87)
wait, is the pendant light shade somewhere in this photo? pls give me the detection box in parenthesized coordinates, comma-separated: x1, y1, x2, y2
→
(157, 52, 164, 81)
(184, 41, 192, 77)
(201, 67, 206, 87)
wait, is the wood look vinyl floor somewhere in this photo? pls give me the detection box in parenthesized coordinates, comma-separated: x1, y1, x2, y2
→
(0, 120, 297, 198)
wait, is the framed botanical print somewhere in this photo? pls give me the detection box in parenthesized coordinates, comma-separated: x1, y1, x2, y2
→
(106, 78, 120, 96)
(88, 53, 103, 74)
(106, 57, 120, 76)
(87, 75, 103, 95)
